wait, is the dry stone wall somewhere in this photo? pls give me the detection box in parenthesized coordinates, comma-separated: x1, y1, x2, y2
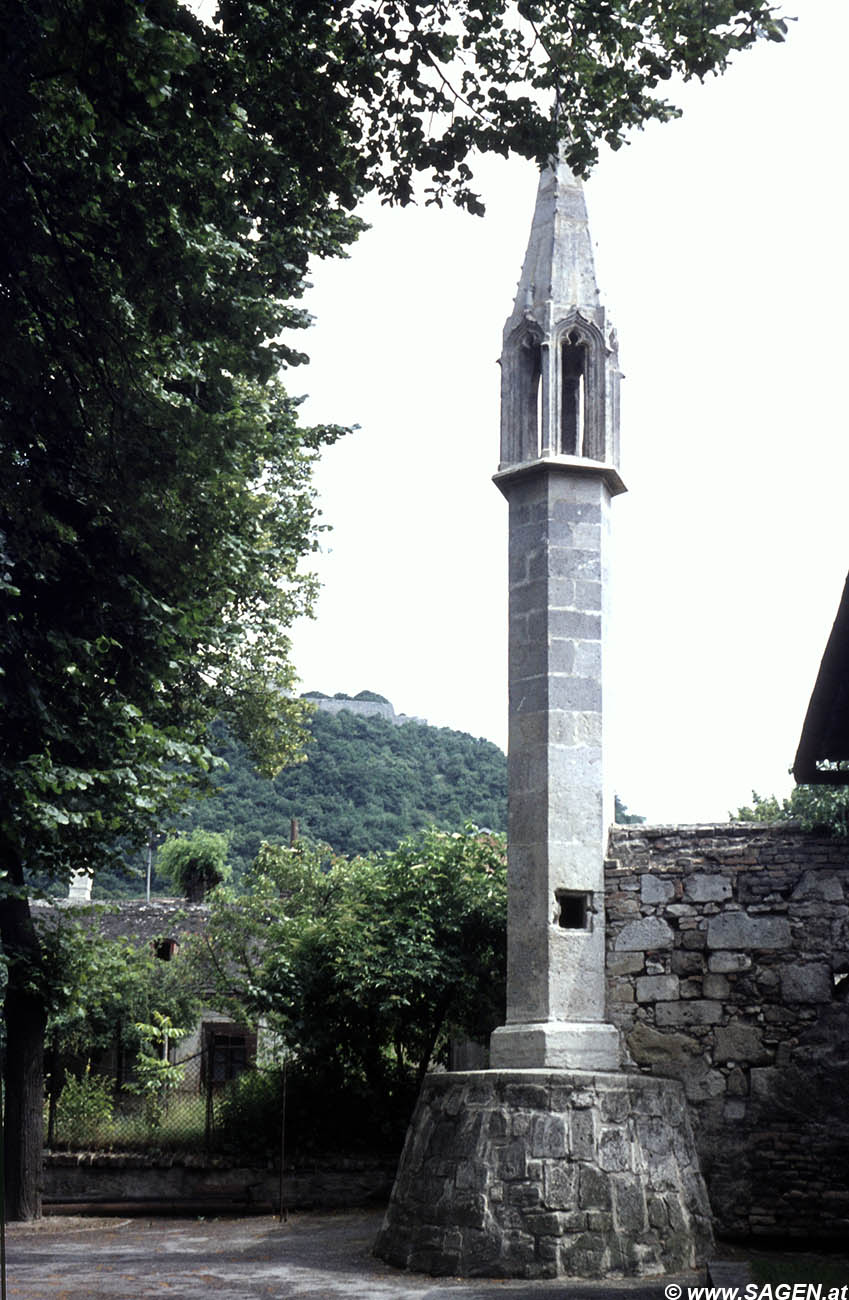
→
(605, 823, 849, 1244)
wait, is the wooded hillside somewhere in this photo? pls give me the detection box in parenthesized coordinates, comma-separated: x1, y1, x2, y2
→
(101, 702, 507, 894)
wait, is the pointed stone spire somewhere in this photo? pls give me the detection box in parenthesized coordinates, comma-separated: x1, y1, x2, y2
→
(505, 155, 603, 339)
(498, 155, 622, 479)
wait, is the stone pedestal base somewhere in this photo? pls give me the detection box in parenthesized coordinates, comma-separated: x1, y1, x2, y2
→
(374, 1070, 714, 1279)
(491, 1021, 620, 1071)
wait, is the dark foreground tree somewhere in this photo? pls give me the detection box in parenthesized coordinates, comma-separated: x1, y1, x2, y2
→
(0, 0, 359, 1217)
(2, 0, 786, 1217)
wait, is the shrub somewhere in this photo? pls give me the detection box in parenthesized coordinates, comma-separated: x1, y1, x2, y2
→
(54, 1068, 114, 1147)
(213, 1065, 412, 1158)
(214, 1069, 285, 1156)
(156, 828, 231, 901)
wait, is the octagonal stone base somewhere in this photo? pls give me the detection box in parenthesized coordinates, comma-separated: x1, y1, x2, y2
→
(491, 1021, 620, 1070)
(374, 1070, 713, 1279)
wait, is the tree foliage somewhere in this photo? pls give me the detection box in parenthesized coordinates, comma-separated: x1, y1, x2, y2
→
(614, 795, 645, 825)
(134, 712, 641, 888)
(124, 1011, 190, 1129)
(1, 1, 357, 1211)
(40, 914, 200, 1066)
(220, 0, 789, 211)
(188, 827, 506, 1148)
(99, 706, 508, 893)
(155, 828, 231, 901)
(733, 786, 849, 838)
(34, 912, 200, 1145)
(1, 0, 360, 897)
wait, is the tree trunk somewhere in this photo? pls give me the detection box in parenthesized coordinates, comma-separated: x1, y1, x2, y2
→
(416, 990, 453, 1091)
(0, 847, 47, 1220)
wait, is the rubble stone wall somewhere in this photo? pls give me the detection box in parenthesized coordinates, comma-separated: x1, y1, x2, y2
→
(375, 1070, 713, 1279)
(44, 1151, 395, 1211)
(605, 823, 849, 1243)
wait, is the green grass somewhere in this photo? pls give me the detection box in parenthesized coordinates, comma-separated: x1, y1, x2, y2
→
(49, 1091, 210, 1153)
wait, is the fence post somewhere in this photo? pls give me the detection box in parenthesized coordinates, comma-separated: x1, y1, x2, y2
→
(204, 1039, 214, 1155)
(278, 1059, 288, 1223)
(45, 1033, 59, 1149)
(1, 1074, 6, 1300)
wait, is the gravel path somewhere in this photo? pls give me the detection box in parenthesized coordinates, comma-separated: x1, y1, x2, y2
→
(5, 1209, 701, 1299)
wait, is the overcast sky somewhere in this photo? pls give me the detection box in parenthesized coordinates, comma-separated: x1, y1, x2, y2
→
(288, 0, 848, 825)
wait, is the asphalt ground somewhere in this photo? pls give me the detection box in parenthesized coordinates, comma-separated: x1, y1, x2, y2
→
(4, 1208, 706, 1299)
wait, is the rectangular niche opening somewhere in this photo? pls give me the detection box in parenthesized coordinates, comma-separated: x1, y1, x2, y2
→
(555, 889, 592, 931)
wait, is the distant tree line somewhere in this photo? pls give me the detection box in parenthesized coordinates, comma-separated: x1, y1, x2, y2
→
(303, 689, 390, 704)
(734, 785, 849, 837)
(102, 707, 508, 894)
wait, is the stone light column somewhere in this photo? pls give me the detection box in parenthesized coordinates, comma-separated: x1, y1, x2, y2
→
(489, 159, 624, 1072)
(373, 159, 714, 1282)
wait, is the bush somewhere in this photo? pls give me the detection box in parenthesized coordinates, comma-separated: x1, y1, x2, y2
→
(124, 1013, 189, 1129)
(191, 828, 507, 1157)
(283, 1066, 415, 1156)
(214, 1069, 285, 1156)
(213, 1065, 413, 1159)
(54, 1068, 114, 1148)
(156, 828, 231, 901)
(733, 784, 849, 836)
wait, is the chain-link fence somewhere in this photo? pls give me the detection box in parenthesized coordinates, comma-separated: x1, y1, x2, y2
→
(45, 1040, 286, 1158)
(45, 1017, 416, 1160)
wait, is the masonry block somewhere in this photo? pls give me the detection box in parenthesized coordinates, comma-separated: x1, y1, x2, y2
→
(641, 874, 676, 904)
(713, 1023, 770, 1064)
(706, 914, 791, 951)
(636, 974, 679, 1002)
(708, 951, 751, 972)
(686, 874, 733, 903)
(614, 917, 675, 951)
(655, 1000, 722, 1027)
(779, 962, 833, 1003)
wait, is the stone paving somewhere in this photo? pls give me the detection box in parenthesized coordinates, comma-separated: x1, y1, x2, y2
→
(5, 1209, 702, 1299)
